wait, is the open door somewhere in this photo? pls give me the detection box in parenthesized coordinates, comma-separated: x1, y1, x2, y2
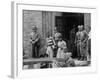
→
(55, 12, 84, 58)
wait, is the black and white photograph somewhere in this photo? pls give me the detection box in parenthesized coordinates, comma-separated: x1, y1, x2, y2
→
(23, 10, 91, 69)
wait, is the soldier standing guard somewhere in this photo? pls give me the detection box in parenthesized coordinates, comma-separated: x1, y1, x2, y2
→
(30, 25, 41, 58)
(75, 25, 88, 60)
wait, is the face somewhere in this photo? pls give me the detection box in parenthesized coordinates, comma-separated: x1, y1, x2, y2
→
(32, 29, 37, 32)
(78, 25, 83, 31)
(32, 26, 37, 32)
(54, 30, 57, 34)
(54, 37, 59, 41)
(59, 37, 62, 41)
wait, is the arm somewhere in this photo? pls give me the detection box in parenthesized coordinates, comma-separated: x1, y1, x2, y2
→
(74, 33, 77, 44)
(31, 33, 40, 44)
(83, 31, 89, 43)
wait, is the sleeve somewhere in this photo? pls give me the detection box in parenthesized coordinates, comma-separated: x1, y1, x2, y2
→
(46, 47, 49, 55)
(75, 33, 78, 44)
(84, 31, 89, 41)
(35, 33, 41, 42)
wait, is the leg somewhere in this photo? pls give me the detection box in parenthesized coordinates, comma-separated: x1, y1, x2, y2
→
(33, 43, 37, 58)
(77, 44, 81, 60)
(32, 44, 35, 58)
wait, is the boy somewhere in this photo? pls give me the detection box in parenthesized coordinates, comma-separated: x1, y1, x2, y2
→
(75, 25, 88, 60)
(46, 37, 54, 58)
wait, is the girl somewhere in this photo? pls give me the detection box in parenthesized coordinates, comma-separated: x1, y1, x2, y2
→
(56, 35, 67, 58)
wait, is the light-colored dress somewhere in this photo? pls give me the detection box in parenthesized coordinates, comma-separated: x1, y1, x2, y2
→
(56, 40, 66, 58)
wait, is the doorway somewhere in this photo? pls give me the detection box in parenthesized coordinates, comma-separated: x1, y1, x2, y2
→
(55, 12, 84, 58)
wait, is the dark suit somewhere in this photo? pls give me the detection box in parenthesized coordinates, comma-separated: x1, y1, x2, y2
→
(30, 32, 40, 58)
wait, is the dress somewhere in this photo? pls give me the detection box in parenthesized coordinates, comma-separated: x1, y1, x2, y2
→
(56, 40, 66, 58)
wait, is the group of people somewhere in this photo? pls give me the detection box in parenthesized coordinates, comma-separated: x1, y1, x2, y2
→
(46, 27, 71, 59)
(29, 24, 91, 61)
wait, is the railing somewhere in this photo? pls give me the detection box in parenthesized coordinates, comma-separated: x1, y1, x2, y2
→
(23, 58, 68, 65)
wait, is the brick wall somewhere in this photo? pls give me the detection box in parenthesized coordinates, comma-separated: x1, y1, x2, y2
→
(23, 10, 62, 57)
(23, 10, 42, 57)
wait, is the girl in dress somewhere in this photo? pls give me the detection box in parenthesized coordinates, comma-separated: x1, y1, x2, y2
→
(56, 35, 67, 58)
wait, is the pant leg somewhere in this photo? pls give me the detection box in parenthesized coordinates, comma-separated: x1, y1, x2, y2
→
(77, 44, 81, 59)
(35, 42, 40, 58)
(32, 44, 35, 58)
(81, 42, 89, 60)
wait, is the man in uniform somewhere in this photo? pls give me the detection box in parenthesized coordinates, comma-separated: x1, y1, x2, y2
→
(75, 25, 88, 60)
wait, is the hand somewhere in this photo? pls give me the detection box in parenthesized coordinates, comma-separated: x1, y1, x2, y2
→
(31, 41, 36, 44)
(29, 39, 36, 44)
(29, 39, 32, 43)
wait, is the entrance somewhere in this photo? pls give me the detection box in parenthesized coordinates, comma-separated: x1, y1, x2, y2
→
(55, 12, 84, 58)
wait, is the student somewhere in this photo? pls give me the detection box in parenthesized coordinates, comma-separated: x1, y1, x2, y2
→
(30, 25, 41, 58)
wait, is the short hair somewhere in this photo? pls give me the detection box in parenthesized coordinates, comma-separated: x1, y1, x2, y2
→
(78, 25, 83, 28)
(32, 25, 37, 30)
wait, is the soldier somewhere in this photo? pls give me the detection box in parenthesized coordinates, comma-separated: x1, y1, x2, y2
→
(30, 25, 41, 58)
(75, 25, 88, 60)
